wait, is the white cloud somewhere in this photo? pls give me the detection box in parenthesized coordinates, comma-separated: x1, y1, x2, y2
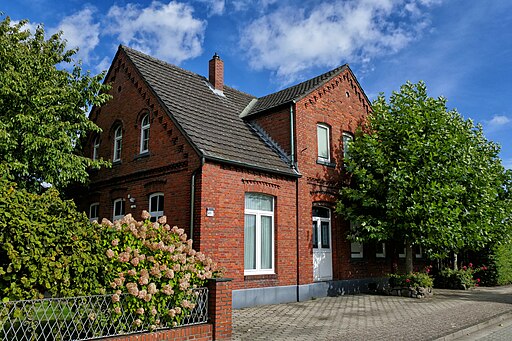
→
(195, 0, 225, 16)
(12, 19, 40, 34)
(106, 1, 206, 65)
(51, 7, 100, 63)
(485, 115, 511, 132)
(240, 0, 440, 84)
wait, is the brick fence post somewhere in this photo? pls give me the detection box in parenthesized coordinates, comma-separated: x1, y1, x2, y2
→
(207, 278, 233, 340)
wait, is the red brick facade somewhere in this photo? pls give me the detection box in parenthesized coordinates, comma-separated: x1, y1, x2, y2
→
(77, 47, 425, 310)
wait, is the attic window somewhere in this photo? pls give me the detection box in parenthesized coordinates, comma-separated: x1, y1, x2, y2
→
(345, 91, 350, 98)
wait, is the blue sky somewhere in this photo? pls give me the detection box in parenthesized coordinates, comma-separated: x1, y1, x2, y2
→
(3, 0, 511, 168)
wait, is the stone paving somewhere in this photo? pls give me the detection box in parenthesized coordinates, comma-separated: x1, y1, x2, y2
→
(232, 285, 512, 340)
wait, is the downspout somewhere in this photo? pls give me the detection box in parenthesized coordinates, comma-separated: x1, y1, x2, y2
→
(189, 157, 204, 243)
(291, 102, 301, 302)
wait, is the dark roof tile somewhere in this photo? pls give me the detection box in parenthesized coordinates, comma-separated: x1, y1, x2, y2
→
(121, 46, 297, 176)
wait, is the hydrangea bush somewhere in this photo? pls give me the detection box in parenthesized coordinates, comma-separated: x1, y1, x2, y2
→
(100, 212, 221, 329)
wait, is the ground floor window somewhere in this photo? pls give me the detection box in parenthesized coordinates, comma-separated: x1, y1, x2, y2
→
(350, 222, 363, 258)
(376, 242, 386, 258)
(244, 193, 274, 275)
(149, 193, 164, 222)
(113, 198, 125, 221)
(89, 203, 99, 222)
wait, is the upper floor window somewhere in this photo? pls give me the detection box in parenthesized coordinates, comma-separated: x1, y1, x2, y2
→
(113, 126, 122, 162)
(113, 198, 125, 221)
(92, 137, 100, 161)
(89, 202, 99, 222)
(317, 124, 330, 163)
(140, 114, 150, 154)
(149, 193, 164, 222)
(244, 193, 274, 275)
(342, 132, 354, 160)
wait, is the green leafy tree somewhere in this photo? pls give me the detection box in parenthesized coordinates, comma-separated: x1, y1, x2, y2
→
(0, 179, 105, 300)
(0, 16, 110, 193)
(338, 81, 512, 273)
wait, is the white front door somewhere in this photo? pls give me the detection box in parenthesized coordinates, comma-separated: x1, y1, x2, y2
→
(312, 207, 332, 281)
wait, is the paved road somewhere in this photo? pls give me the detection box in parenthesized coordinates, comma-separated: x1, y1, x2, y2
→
(232, 285, 512, 340)
(454, 316, 512, 340)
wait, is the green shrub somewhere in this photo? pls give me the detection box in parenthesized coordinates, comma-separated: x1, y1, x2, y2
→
(0, 180, 105, 300)
(435, 266, 476, 289)
(101, 212, 221, 329)
(388, 272, 433, 289)
(492, 243, 512, 285)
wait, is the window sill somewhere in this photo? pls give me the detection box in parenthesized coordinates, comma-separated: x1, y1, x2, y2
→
(112, 160, 122, 166)
(244, 274, 277, 281)
(134, 151, 150, 160)
(316, 159, 336, 168)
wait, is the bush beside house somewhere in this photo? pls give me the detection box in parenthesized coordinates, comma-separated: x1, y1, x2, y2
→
(0, 180, 105, 301)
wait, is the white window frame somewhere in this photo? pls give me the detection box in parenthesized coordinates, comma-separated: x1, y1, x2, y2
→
(317, 123, 330, 163)
(140, 114, 150, 154)
(113, 126, 122, 162)
(399, 244, 423, 258)
(149, 192, 164, 222)
(350, 222, 363, 259)
(92, 137, 100, 161)
(112, 198, 125, 221)
(244, 193, 275, 275)
(312, 207, 331, 250)
(376, 242, 386, 258)
(342, 132, 353, 161)
(89, 202, 99, 222)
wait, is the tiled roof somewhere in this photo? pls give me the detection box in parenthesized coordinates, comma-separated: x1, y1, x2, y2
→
(121, 46, 297, 176)
(246, 65, 348, 117)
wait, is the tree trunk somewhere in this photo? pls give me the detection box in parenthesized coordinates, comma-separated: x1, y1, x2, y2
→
(453, 253, 458, 270)
(405, 241, 413, 273)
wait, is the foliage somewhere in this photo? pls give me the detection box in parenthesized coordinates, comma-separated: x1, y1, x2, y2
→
(492, 243, 512, 285)
(388, 272, 433, 289)
(0, 15, 111, 193)
(338, 81, 512, 271)
(434, 264, 477, 290)
(101, 212, 221, 330)
(476, 242, 512, 286)
(0, 180, 105, 301)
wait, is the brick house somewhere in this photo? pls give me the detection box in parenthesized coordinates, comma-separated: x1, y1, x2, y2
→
(77, 46, 419, 309)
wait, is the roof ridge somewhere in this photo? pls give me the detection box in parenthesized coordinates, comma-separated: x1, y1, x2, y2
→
(120, 45, 255, 98)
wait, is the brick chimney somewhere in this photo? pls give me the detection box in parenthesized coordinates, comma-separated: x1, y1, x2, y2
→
(209, 53, 224, 91)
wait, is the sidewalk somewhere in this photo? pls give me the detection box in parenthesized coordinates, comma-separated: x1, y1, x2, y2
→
(232, 285, 512, 340)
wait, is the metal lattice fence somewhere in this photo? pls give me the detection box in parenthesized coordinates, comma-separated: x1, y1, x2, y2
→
(0, 288, 208, 341)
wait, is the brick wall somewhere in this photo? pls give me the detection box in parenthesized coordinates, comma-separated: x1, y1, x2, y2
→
(197, 162, 298, 291)
(104, 324, 212, 341)
(77, 49, 201, 233)
(252, 106, 291, 155)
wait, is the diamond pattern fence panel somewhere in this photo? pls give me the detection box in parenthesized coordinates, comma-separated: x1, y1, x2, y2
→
(0, 288, 208, 341)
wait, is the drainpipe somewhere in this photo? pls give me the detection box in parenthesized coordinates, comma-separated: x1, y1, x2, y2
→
(189, 158, 204, 243)
(290, 103, 295, 169)
(290, 103, 301, 302)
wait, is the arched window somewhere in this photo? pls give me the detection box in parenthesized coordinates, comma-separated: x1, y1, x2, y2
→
(140, 114, 150, 154)
(89, 202, 99, 222)
(112, 198, 125, 221)
(92, 136, 100, 161)
(149, 192, 164, 222)
(113, 126, 122, 162)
